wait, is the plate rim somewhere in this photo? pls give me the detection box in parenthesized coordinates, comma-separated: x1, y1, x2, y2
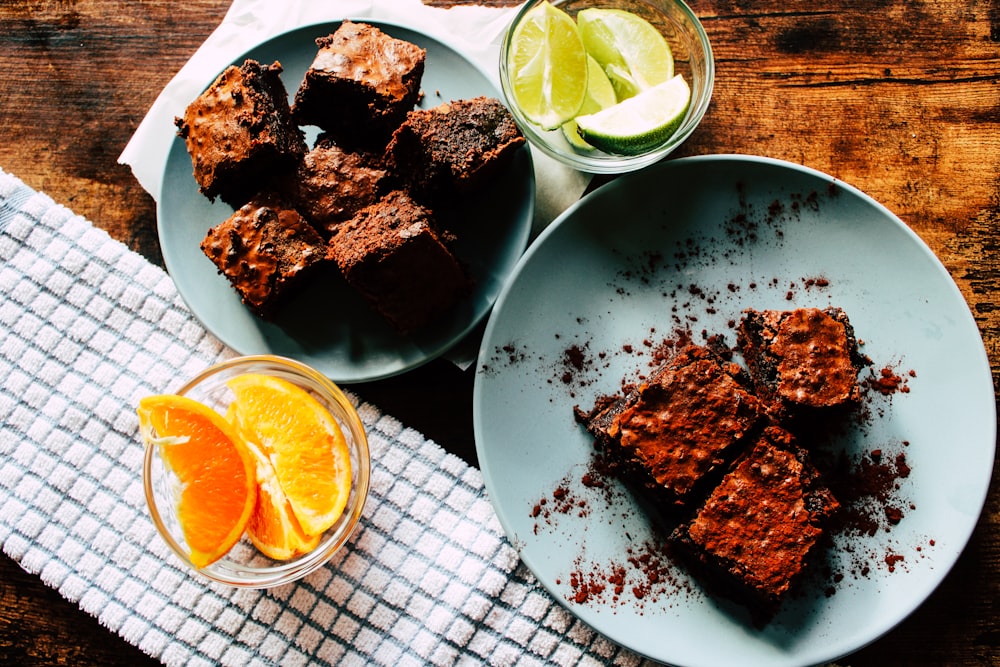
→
(473, 153, 997, 666)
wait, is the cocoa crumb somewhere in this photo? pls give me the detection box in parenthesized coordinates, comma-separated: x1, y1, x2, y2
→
(885, 506, 904, 524)
(864, 365, 913, 396)
(884, 552, 905, 572)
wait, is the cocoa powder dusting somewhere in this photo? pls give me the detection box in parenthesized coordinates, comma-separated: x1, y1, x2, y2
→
(562, 541, 692, 608)
(864, 365, 914, 396)
(824, 446, 913, 538)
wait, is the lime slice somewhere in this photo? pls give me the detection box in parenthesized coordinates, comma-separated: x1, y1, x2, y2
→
(561, 55, 618, 150)
(577, 8, 674, 101)
(507, 1, 588, 130)
(575, 74, 691, 155)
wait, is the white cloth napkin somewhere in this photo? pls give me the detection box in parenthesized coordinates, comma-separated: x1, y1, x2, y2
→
(117, 0, 590, 235)
(0, 167, 652, 666)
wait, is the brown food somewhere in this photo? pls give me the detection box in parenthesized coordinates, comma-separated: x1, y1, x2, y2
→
(288, 136, 389, 237)
(670, 426, 839, 622)
(291, 21, 426, 149)
(200, 194, 330, 318)
(385, 96, 525, 202)
(328, 190, 470, 334)
(737, 307, 866, 418)
(575, 309, 866, 622)
(175, 59, 306, 208)
(181, 25, 525, 335)
(581, 345, 764, 508)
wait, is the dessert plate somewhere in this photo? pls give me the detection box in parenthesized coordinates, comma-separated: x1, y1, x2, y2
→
(158, 21, 534, 383)
(474, 155, 995, 666)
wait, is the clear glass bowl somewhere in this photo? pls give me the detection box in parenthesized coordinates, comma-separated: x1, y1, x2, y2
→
(499, 0, 714, 174)
(142, 355, 370, 588)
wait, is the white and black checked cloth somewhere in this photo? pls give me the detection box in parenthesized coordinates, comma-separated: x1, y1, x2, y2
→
(0, 168, 655, 666)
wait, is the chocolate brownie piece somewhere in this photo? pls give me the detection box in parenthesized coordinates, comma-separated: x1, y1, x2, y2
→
(288, 136, 389, 238)
(670, 425, 839, 622)
(328, 190, 469, 334)
(385, 96, 525, 202)
(580, 345, 764, 509)
(176, 59, 306, 207)
(200, 194, 330, 319)
(291, 21, 426, 149)
(737, 307, 868, 419)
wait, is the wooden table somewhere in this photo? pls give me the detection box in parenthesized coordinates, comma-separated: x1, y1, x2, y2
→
(1, 0, 997, 664)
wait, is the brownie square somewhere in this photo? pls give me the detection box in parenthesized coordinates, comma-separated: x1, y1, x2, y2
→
(291, 21, 426, 149)
(328, 190, 469, 334)
(385, 96, 525, 202)
(737, 307, 868, 418)
(200, 194, 330, 319)
(581, 345, 764, 508)
(670, 426, 839, 621)
(288, 136, 389, 238)
(176, 59, 306, 208)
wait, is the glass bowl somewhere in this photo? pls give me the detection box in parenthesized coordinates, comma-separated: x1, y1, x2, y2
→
(142, 355, 370, 587)
(499, 0, 714, 174)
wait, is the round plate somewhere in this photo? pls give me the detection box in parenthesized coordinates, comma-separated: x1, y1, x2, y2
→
(158, 21, 534, 383)
(473, 155, 995, 666)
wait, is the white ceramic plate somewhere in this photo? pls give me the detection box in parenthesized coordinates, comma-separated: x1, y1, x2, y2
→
(473, 155, 995, 666)
(158, 21, 534, 383)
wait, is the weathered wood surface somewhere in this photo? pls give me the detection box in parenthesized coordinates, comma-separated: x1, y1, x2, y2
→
(0, 0, 996, 664)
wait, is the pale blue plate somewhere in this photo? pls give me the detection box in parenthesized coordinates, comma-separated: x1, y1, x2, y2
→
(474, 155, 995, 667)
(158, 21, 534, 382)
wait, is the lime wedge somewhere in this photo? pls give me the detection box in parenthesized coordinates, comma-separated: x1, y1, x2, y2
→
(561, 55, 618, 150)
(507, 1, 588, 130)
(575, 74, 691, 155)
(577, 8, 674, 101)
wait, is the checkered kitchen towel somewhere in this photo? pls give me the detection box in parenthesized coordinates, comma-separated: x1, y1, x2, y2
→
(0, 167, 653, 666)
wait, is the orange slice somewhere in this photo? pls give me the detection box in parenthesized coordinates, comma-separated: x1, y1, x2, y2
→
(137, 395, 257, 568)
(236, 427, 323, 560)
(226, 374, 352, 537)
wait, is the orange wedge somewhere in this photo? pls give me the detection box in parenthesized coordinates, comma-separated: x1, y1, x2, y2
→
(137, 395, 257, 568)
(238, 429, 323, 560)
(226, 374, 352, 537)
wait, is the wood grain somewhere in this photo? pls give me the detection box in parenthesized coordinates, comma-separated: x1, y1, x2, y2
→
(0, 0, 996, 664)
